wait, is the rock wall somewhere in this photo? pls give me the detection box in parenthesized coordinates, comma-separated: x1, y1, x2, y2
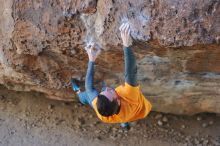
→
(0, 0, 220, 115)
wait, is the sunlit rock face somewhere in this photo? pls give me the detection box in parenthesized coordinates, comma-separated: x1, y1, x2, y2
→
(0, 0, 219, 114)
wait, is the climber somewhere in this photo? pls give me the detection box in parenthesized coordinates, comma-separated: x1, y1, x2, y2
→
(71, 22, 152, 129)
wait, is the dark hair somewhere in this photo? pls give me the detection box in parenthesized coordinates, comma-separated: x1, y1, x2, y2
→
(96, 94, 119, 117)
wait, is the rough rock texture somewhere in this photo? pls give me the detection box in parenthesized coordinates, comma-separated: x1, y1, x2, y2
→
(0, 0, 220, 115)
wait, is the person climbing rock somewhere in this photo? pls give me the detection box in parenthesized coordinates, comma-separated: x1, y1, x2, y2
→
(71, 23, 152, 130)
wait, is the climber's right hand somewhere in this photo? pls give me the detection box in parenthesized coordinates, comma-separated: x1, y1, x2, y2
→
(119, 23, 133, 47)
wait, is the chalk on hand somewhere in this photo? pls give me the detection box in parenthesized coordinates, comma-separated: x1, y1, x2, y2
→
(119, 22, 130, 32)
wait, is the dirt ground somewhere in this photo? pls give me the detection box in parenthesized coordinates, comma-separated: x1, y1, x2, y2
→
(0, 85, 219, 146)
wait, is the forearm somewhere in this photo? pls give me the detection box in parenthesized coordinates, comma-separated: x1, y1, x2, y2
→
(85, 61, 95, 91)
(124, 47, 138, 86)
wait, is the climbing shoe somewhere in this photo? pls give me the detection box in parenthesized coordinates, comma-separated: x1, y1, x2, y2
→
(120, 123, 130, 130)
(71, 78, 80, 92)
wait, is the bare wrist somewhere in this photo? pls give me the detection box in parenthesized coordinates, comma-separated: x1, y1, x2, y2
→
(90, 56, 96, 61)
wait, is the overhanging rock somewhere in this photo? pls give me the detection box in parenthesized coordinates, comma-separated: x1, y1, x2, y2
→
(0, 0, 220, 115)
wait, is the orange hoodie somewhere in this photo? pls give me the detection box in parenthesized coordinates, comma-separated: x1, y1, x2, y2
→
(92, 82, 152, 123)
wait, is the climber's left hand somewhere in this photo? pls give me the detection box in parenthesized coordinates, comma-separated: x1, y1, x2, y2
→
(85, 42, 101, 62)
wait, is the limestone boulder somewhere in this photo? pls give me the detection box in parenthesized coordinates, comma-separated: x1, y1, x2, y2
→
(0, 0, 220, 114)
